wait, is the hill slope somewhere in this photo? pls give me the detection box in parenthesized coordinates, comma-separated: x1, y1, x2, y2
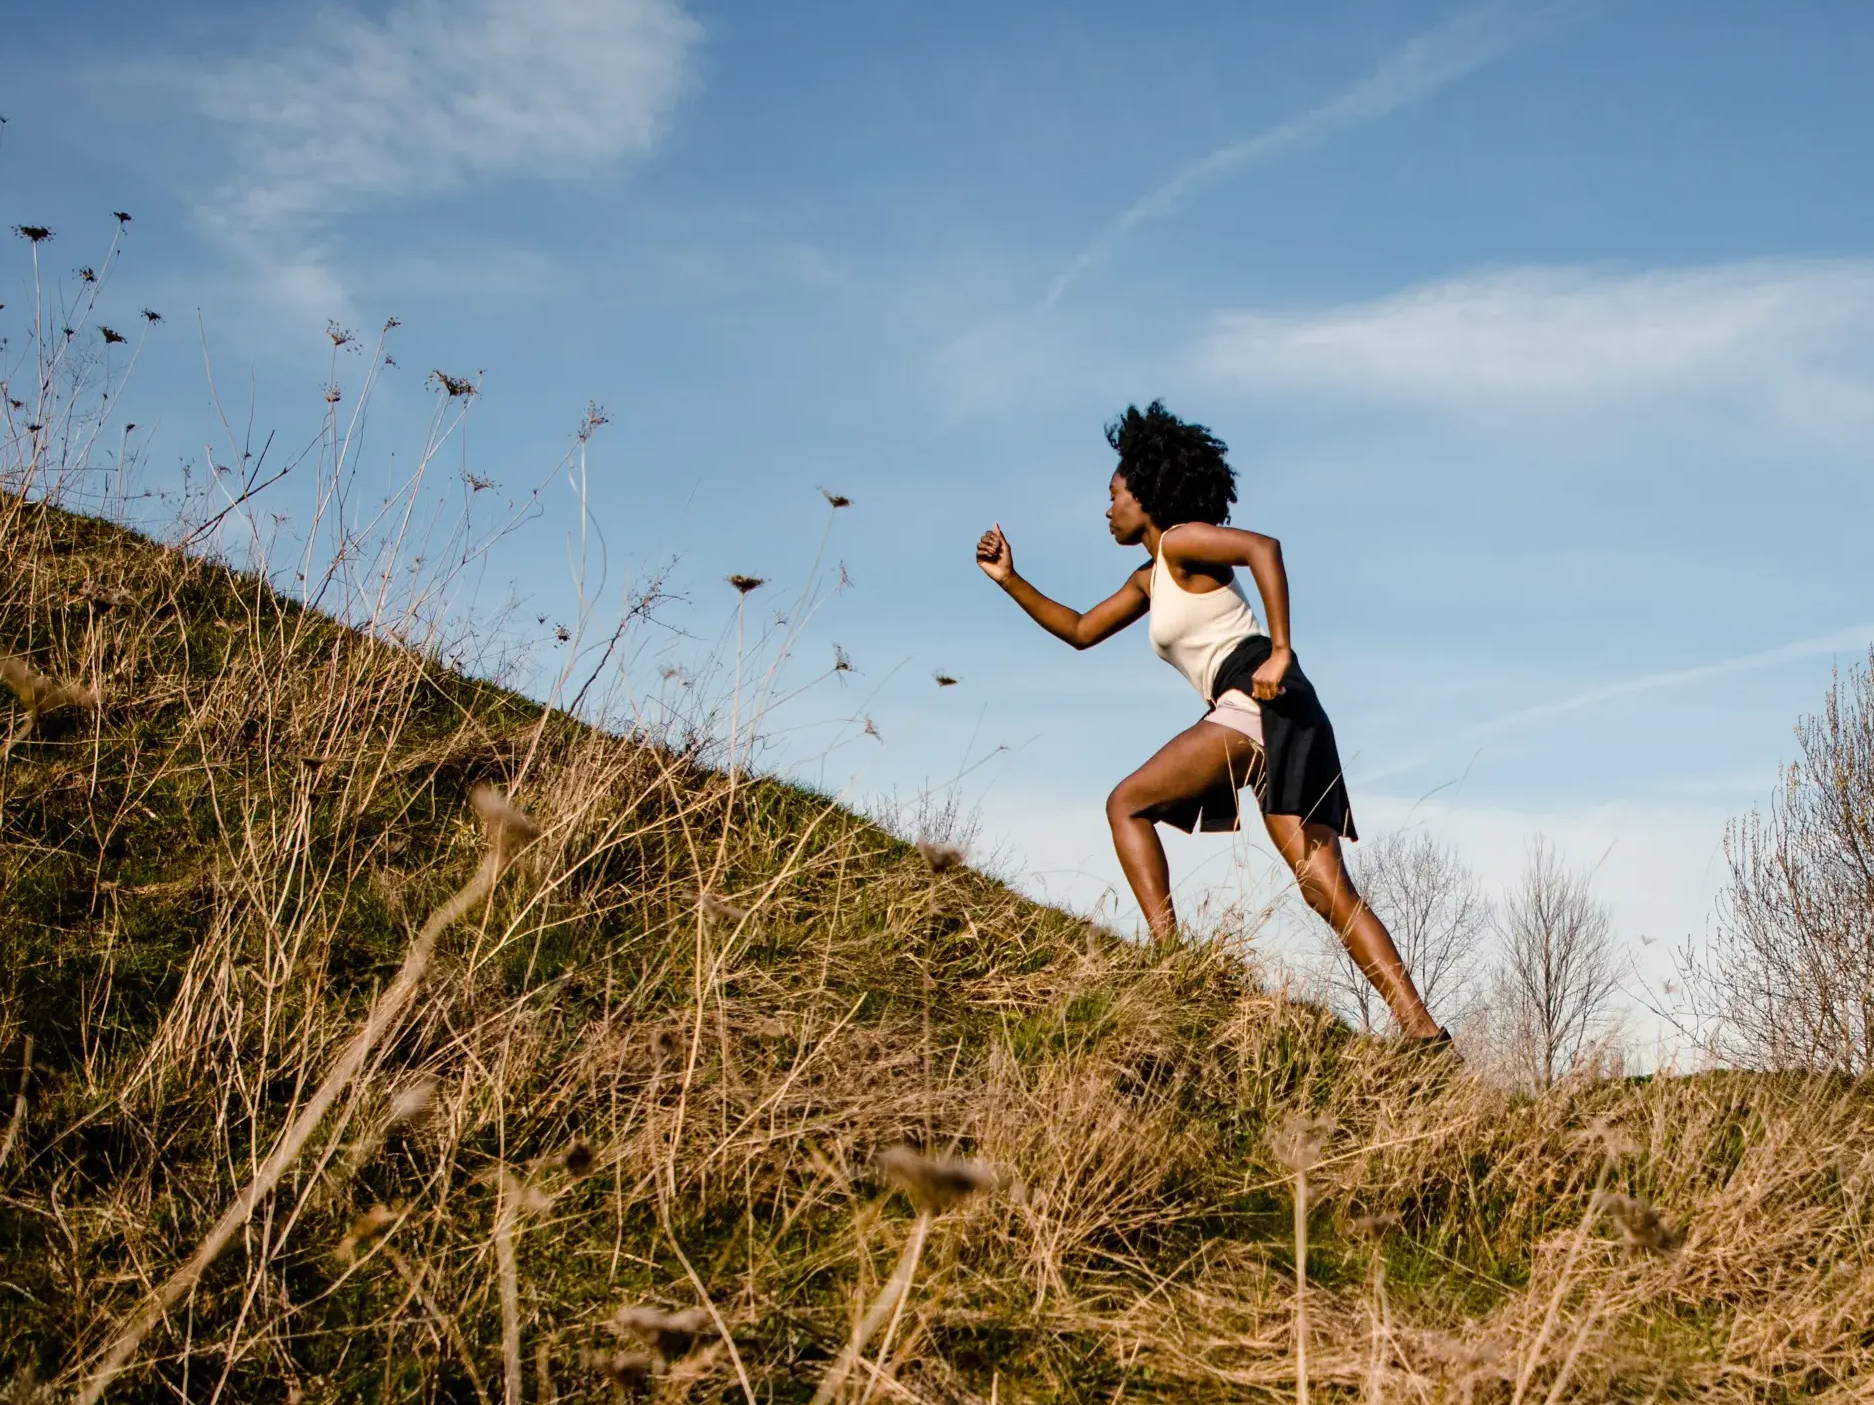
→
(3, 494, 1873, 1403)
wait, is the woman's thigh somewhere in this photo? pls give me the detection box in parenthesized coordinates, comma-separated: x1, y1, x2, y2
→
(1111, 720, 1264, 819)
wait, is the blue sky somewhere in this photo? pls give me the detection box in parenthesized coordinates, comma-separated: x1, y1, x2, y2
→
(6, 0, 1872, 1050)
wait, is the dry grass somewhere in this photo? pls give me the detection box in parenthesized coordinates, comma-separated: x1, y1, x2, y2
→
(2, 494, 1874, 1404)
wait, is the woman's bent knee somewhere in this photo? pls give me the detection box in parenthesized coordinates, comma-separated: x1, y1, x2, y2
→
(1292, 853, 1342, 907)
(1106, 783, 1151, 826)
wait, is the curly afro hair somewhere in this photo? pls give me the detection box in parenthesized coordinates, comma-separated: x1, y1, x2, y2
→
(1105, 400, 1236, 528)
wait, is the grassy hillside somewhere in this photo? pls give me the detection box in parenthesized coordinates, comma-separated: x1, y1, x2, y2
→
(3, 491, 1873, 1403)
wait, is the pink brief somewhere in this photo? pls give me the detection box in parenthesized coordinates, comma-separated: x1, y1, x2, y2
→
(1203, 687, 1265, 747)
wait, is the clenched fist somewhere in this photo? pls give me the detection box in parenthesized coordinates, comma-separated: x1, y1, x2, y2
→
(975, 523, 1013, 584)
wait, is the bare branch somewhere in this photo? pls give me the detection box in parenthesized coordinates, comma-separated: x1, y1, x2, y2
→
(1489, 837, 1622, 1088)
(1681, 648, 1874, 1073)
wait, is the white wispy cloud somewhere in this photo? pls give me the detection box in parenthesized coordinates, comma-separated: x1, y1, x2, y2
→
(1041, 3, 1566, 308)
(1197, 260, 1874, 425)
(199, 0, 699, 228)
(170, 0, 700, 325)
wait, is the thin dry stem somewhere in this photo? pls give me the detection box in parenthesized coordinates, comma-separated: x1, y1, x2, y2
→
(0, 1034, 30, 1174)
(495, 1173, 525, 1405)
(811, 1213, 932, 1405)
(75, 791, 538, 1405)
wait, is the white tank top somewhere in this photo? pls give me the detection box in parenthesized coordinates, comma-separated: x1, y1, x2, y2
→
(1147, 524, 1265, 703)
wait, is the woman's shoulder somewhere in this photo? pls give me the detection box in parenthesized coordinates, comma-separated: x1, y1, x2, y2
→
(1159, 520, 1242, 568)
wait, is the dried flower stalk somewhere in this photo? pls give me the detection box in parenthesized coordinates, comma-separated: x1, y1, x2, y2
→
(77, 789, 541, 1405)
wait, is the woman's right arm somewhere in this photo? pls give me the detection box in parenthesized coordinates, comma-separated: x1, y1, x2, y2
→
(976, 523, 1149, 650)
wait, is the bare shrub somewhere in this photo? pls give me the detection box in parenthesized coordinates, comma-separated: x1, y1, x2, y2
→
(1683, 647, 1874, 1073)
(1325, 830, 1488, 1032)
(1489, 838, 1622, 1088)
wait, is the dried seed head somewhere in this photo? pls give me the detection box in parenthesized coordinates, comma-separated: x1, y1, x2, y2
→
(1, 657, 39, 708)
(697, 891, 749, 925)
(1349, 1210, 1401, 1240)
(664, 1343, 727, 1385)
(650, 1027, 683, 1060)
(430, 369, 477, 397)
(821, 488, 851, 508)
(1418, 1327, 1510, 1381)
(1594, 1191, 1682, 1254)
(13, 225, 53, 243)
(877, 1144, 998, 1214)
(610, 1305, 714, 1360)
(574, 401, 611, 442)
(590, 1348, 654, 1385)
(387, 1075, 439, 1125)
(1269, 1112, 1334, 1175)
(915, 840, 965, 873)
(469, 785, 539, 868)
(726, 574, 765, 594)
(77, 581, 132, 611)
(1, 656, 99, 717)
(863, 716, 882, 742)
(1573, 1114, 1639, 1159)
(933, 671, 959, 687)
(100, 326, 126, 345)
(337, 1203, 400, 1261)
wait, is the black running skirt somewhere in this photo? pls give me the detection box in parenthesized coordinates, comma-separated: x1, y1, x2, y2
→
(1160, 634, 1359, 840)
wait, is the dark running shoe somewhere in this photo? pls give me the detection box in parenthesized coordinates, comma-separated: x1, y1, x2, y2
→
(1404, 1026, 1460, 1061)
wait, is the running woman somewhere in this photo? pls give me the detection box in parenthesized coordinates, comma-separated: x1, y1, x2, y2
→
(975, 401, 1446, 1042)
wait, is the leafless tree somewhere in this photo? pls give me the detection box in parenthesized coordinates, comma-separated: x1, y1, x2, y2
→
(1321, 830, 1489, 1033)
(1681, 648, 1874, 1074)
(1492, 837, 1621, 1088)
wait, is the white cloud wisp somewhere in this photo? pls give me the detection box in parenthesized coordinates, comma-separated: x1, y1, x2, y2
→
(183, 0, 700, 324)
(200, 0, 699, 230)
(1198, 261, 1874, 426)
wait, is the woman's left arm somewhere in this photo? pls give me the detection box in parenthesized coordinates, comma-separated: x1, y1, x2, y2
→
(1162, 523, 1293, 700)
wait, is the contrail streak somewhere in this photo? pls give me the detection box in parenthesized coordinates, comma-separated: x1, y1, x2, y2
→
(1041, 3, 1570, 309)
(1364, 624, 1874, 786)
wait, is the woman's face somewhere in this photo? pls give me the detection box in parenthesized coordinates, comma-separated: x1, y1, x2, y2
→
(1106, 471, 1151, 546)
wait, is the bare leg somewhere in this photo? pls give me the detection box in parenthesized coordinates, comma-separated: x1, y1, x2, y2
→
(1106, 722, 1264, 945)
(1108, 802, 1177, 942)
(1264, 815, 1442, 1038)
